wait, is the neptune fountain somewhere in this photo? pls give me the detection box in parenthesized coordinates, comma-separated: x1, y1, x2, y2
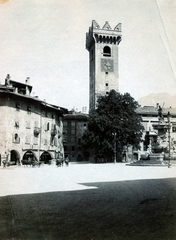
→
(148, 105, 171, 164)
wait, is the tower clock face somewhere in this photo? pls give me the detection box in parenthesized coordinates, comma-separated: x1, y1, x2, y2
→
(101, 59, 114, 72)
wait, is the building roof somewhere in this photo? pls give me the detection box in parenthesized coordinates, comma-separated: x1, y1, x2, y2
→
(136, 106, 176, 116)
(63, 112, 89, 120)
(0, 76, 68, 115)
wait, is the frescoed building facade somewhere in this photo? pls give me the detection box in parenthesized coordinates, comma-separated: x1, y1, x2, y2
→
(0, 74, 68, 166)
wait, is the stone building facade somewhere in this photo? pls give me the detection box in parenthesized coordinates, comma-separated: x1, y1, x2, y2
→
(63, 111, 89, 162)
(0, 74, 67, 166)
(86, 20, 122, 111)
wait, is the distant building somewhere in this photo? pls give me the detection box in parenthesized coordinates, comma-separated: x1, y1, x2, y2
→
(86, 20, 122, 111)
(0, 74, 68, 166)
(136, 105, 176, 151)
(63, 111, 90, 162)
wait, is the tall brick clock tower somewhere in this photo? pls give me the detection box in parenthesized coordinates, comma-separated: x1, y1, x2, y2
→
(86, 20, 122, 111)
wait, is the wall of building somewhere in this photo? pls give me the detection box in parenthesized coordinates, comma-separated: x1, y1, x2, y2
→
(63, 113, 89, 162)
(0, 92, 64, 165)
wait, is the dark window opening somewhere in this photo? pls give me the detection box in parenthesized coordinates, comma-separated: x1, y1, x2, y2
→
(13, 133, 20, 143)
(103, 46, 111, 57)
(15, 121, 19, 128)
(172, 126, 176, 132)
(106, 83, 108, 86)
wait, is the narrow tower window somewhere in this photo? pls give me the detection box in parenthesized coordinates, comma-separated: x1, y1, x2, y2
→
(103, 46, 111, 57)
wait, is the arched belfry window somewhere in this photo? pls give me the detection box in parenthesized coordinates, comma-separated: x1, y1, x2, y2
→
(103, 46, 111, 57)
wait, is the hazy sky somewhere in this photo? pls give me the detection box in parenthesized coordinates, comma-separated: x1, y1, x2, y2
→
(0, 0, 176, 111)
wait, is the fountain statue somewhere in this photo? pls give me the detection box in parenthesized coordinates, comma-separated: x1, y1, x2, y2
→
(148, 105, 169, 163)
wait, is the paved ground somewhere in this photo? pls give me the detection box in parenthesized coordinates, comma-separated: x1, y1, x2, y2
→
(0, 162, 176, 239)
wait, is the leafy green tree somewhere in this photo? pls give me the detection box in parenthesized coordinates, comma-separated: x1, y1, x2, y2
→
(82, 90, 144, 162)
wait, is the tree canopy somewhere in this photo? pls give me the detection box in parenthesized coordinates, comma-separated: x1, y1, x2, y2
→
(82, 90, 144, 161)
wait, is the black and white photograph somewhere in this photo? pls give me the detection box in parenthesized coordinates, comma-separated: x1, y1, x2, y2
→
(0, 0, 176, 239)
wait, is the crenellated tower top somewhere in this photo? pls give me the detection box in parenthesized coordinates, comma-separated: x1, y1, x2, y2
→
(86, 20, 122, 50)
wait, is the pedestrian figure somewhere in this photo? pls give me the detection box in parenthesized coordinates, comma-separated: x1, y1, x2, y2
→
(2, 160, 7, 168)
(56, 158, 63, 167)
(65, 157, 69, 166)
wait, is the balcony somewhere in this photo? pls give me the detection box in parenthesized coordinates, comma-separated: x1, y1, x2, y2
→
(34, 127, 41, 135)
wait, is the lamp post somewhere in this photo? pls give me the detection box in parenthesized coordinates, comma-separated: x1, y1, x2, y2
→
(167, 111, 171, 168)
(113, 132, 117, 164)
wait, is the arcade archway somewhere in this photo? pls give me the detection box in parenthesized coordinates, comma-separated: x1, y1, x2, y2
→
(40, 151, 52, 164)
(23, 150, 37, 161)
(10, 150, 20, 165)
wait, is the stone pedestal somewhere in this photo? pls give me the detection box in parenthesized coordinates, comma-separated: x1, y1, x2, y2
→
(149, 153, 164, 164)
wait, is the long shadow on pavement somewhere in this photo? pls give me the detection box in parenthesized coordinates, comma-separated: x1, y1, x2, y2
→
(1, 178, 176, 240)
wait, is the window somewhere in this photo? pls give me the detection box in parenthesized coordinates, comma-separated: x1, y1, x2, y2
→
(45, 122, 49, 131)
(71, 129, 75, 135)
(72, 146, 75, 151)
(105, 83, 108, 86)
(15, 121, 19, 128)
(71, 121, 75, 127)
(63, 121, 67, 126)
(13, 133, 20, 143)
(106, 92, 109, 95)
(172, 126, 176, 132)
(103, 46, 111, 57)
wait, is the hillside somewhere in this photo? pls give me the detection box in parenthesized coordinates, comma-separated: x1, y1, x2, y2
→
(137, 93, 176, 108)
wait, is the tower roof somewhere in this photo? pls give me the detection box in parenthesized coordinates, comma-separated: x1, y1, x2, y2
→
(86, 20, 122, 50)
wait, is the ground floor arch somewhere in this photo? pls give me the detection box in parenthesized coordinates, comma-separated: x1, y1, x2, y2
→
(10, 150, 20, 165)
(40, 151, 52, 164)
(22, 150, 37, 162)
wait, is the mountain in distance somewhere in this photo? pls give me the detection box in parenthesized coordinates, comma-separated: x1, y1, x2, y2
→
(137, 93, 176, 108)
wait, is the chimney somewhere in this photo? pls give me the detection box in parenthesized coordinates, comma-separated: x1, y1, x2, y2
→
(26, 77, 30, 85)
